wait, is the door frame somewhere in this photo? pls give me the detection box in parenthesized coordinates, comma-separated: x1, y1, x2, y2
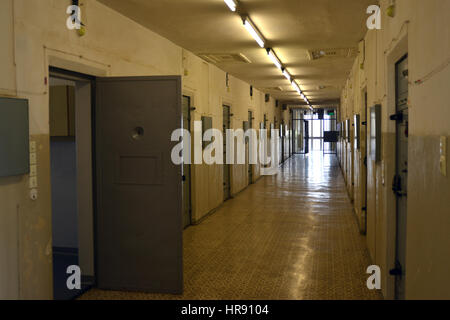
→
(48, 66, 98, 295)
(182, 90, 197, 223)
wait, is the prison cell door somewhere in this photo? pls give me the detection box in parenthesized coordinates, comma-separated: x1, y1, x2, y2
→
(95, 76, 182, 293)
(182, 96, 192, 228)
(248, 111, 253, 184)
(390, 55, 409, 300)
(223, 105, 231, 200)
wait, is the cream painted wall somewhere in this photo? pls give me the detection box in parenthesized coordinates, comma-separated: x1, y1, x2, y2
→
(0, 0, 281, 299)
(338, 0, 450, 299)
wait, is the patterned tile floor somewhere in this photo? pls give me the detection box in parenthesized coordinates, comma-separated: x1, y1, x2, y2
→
(80, 152, 382, 300)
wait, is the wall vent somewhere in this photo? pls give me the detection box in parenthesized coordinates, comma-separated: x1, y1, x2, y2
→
(307, 48, 357, 60)
(198, 53, 251, 64)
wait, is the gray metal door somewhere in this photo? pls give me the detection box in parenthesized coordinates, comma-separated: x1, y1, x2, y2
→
(223, 105, 231, 200)
(248, 111, 253, 185)
(391, 55, 409, 299)
(182, 96, 191, 229)
(361, 89, 368, 234)
(95, 76, 182, 293)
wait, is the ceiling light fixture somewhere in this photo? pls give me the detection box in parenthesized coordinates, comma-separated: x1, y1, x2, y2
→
(267, 49, 282, 70)
(291, 81, 301, 94)
(282, 69, 291, 82)
(243, 17, 265, 48)
(224, 0, 237, 12)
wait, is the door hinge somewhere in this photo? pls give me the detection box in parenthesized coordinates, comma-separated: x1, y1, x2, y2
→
(182, 175, 186, 182)
(362, 207, 367, 211)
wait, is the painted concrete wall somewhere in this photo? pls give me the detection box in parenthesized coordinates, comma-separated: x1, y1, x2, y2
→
(50, 139, 78, 248)
(338, 0, 450, 299)
(0, 0, 281, 299)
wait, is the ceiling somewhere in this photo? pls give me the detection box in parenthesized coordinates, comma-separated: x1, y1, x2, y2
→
(98, 0, 373, 106)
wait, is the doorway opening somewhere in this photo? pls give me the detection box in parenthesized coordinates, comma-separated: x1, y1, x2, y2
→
(292, 109, 337, 154)
(223, 105, 231, 200)
(182, 96, 192, 228)
(49, 67, 96, 300)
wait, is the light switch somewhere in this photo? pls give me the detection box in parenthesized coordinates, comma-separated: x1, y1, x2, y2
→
(29, 176, 38, 188)
(30, 164, 37, 177)
(440, 136, 447, 177)
(30, 152, 37, 165)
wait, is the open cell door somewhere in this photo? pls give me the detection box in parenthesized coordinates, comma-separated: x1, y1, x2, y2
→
(95, 76, 182, 294)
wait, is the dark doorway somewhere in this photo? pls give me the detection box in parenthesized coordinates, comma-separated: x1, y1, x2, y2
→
(49, 67, 96, 300)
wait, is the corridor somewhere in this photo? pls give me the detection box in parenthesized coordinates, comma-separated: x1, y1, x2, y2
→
(80, 153, 381, 300)
(1, 0, 448, 302)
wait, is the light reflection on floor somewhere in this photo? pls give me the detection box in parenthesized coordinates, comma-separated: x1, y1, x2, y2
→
(80, 153, 382, 300)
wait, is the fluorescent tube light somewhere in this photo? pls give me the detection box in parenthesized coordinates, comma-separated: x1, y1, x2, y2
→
(224, 0, 237, 12)
(283, 69, 291, 82)
(243, 18, 265, 48)
(267, 49, 282, 70)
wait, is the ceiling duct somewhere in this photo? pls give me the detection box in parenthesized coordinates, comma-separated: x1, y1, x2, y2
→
(198, 53, 251, 64)
(263, 86, 284, 92)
